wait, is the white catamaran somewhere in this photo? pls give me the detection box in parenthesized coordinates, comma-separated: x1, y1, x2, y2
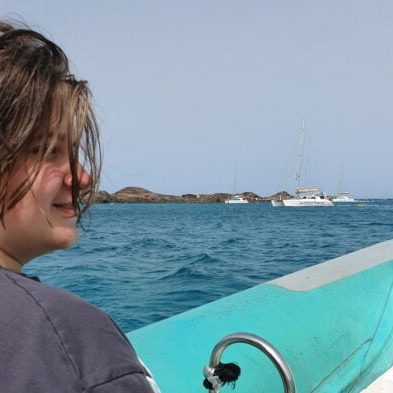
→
(272, 120, 333, 207)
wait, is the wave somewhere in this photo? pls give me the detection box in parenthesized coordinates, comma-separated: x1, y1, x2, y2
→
(159, 253, 224, 281)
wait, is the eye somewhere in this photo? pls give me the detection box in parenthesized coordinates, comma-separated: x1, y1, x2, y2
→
(29, 143, 60, 159)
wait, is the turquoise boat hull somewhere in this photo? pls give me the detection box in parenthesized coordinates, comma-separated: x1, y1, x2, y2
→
(126, 240, 393, 392)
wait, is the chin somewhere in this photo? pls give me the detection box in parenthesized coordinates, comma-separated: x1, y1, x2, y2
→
(52, 229, 78, 249)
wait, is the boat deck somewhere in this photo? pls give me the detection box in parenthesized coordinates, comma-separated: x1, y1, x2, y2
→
(127, 240, 393, 392)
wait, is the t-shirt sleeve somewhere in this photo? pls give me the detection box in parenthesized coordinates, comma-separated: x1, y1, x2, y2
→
(20, 276, 162, 393)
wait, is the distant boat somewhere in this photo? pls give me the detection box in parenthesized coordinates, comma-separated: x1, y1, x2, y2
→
(225, 195, 249, 204)
(332, 161, 356, 203)
(270, 191, 290, 207)
(273, 120, 333, 207)
(271, 198, 284, 207)
(332, 192, 356, 203)
(225, 167, 248, 204)
(283, 187, 333, 207)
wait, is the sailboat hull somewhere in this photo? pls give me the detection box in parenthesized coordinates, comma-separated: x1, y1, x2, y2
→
(283, 198, 334, 207)
(332, 193, 356, 203)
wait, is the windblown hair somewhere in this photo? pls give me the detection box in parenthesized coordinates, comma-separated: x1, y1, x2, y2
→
(0, 21, 101, 223)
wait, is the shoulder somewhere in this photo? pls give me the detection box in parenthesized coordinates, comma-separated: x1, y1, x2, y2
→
(0, 267, 112, 334)
(0, 268, 155, 392)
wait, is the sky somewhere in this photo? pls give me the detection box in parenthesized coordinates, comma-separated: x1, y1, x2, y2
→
(2, 1, 393, 198)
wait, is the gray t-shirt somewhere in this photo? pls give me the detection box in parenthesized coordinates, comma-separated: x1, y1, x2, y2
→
(0, 268, 158, 393)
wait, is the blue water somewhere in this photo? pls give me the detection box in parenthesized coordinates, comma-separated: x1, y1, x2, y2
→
(25, 201, 393, 332)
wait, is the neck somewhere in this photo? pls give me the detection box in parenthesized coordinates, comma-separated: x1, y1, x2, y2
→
(0, 247, 23, 273)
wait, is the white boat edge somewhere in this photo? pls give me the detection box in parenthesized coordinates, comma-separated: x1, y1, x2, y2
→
(272, 239, 393, 291)
(271, 238, 393, 393)
(362, 365, 393, 392)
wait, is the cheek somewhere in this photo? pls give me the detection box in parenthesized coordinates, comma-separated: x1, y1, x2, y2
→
(7, 193, 44, 224)
(29, 169, 64, 204)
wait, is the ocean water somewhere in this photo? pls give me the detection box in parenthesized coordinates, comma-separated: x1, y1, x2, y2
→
(25, 201, 393, 332)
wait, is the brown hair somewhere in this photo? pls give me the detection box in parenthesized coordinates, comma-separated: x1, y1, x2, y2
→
(0, 21, 101, 223)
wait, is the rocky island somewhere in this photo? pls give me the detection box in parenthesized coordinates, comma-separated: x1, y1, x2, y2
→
(92, 187, 291, 204)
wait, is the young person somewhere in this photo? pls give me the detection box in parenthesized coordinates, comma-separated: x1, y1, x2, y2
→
(0, 21, 160, 393)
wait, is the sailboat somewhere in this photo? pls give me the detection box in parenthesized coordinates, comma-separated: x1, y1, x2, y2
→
(224, 195, 249, 204)
(332, 192, 356, 203)
(273, 120, 333, 207)
(225, 168, 249, 204)
(332, 164, 356, 203)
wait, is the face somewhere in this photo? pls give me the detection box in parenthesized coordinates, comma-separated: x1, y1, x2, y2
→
(0, 131, 91, 267)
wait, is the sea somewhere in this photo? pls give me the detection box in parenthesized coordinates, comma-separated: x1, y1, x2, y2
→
(25, 200, 393, 333)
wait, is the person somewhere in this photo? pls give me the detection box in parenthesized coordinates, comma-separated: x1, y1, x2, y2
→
(0, 21, 160, 393)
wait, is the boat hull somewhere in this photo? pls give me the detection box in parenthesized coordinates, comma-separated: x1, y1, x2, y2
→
(333, 192, 356, 203)
(283, 198, 334, 207)
(332, 197, 356, 203)
(225, 198, 248, 204)
(127, 240, 393, 392)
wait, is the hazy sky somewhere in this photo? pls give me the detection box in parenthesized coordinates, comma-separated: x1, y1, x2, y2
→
(2, 1, 393, 198)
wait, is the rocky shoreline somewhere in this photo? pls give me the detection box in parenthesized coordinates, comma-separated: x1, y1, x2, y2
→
(93, 187, 291, 204)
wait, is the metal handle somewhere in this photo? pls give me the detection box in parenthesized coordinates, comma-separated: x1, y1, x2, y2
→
(208, 332, 296, 393)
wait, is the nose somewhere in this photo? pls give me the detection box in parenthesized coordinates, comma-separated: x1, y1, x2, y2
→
(64, 164, 92, 189)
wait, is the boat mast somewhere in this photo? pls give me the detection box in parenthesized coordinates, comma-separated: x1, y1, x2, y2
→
(295, 120, 306, 195)
(335, 160, 344, 196)
(232, 166, 237, 196)
(228, 166, 237, 197)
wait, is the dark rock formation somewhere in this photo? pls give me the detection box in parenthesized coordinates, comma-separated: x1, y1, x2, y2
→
(92, 191, 114, 203)
(181, 193, 197, 199)
(91, 187, 292, 204)
(111, 187, 183, 203)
